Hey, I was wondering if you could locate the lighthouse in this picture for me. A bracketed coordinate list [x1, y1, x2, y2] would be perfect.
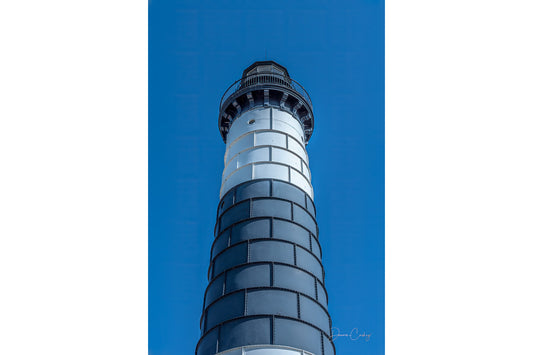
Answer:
[196, 61, 335, 355]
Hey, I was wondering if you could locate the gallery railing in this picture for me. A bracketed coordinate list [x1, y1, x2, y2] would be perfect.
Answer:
[220, 72, 312, 110]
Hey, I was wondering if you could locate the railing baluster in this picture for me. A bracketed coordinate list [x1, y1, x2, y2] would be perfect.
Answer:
[220, 72, 312, 110]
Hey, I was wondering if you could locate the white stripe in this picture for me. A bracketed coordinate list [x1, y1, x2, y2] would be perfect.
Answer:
[221, 108, 314, 199]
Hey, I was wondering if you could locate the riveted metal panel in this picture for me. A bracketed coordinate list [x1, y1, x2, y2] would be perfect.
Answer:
[274, 318, 322, 355]
[253, 163, 289, 181]
[212, 229, 230, 257]
[230, 219, 271, 243]
[225, 264, 271, 293]
[213, 243, 248, 277]
[223, 146, 270, 181]
[206, 291, 246, 332]
[271, 111, 305, 144]
[219, 200, 250, 232]
[287, 169, 312, 199]
[219, 317, 272, 352]
[323, 334, 335, 355]
[221, 165, 253, 198]
[295, 246, 324, 282]
[271, 147, 302, 172]
[292, 205, 317, 237]
[286, 136, 307, 164]
[219, 191, 235, 216]
[316, 283, 327, 308]
[196, 327, 219, 355]
[226, 133, 254, 163]
[235, 180, 270, 202]
[255, 131, 286, 150]
[273, 264, 315, 297]
[246, 289, 298, 318]
[299, 295, 330, 335]
[271, 181, 306, 210]
[305, 195, 315, 216]
[310, 235, 320, 258]
[251, 199, 291, 219]
[249, 240, 294, 265]
[226, 109, 271, 144]
[272, 219, 313, 245]
[205, 274, 225, 306]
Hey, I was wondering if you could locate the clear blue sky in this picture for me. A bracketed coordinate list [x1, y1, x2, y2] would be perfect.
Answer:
[149, 1, 384, 354]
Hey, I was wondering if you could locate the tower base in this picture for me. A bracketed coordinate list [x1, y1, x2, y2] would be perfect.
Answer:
[216, 344, 315, 355]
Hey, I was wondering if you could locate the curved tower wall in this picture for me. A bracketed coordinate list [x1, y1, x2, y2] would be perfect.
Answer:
[196, 61, 335, 355]
[221, 107, 313, 199]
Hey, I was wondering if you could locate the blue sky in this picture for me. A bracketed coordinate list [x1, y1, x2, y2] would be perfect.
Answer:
[149, 1, 384, 354]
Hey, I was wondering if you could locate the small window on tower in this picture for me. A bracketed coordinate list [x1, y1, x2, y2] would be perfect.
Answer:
[248, 119, 256, 125]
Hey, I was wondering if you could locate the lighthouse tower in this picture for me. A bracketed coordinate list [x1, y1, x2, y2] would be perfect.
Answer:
[196, 61, 335, 355]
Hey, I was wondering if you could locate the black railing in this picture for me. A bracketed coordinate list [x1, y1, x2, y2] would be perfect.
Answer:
[220, 72, 312, 110]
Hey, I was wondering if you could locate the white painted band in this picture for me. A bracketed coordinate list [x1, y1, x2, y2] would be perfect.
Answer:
[221, 108, 314, 199]
[220, 161, 312, 198]
[226, 108, 305, 147]
[216, 344, 315, 355]
[222, 146, 311, 182]
[225, 130, 308, 166]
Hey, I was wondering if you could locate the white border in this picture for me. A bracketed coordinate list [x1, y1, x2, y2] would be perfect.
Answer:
[0, 1, 147, 354]
[387, 1, 533, 354]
